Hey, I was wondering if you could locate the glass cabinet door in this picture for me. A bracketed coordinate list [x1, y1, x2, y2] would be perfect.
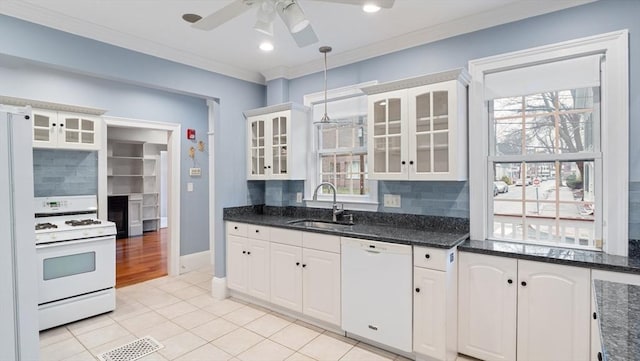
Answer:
[32, 111, 57, 146]
[412, 89, 449, 175]
[271, 115, 288, 176]
[61, 115, 97, 146]
[371, 93, 404, 176]
[250, 118, 266, 177]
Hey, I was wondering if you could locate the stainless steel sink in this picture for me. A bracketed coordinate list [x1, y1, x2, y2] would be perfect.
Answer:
[287, 219, 354, 232]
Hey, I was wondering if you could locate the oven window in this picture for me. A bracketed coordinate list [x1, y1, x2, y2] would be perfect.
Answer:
[43, 252, 96, 280]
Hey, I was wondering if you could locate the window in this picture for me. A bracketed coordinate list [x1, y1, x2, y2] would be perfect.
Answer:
[490, 87, 600, 249]
[469, 31, 629, 255]
[304, 82, 379, 210]
[318, 116, 368, 196]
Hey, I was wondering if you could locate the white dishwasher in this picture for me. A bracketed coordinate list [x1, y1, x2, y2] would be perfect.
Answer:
[341, 237, 412, 352]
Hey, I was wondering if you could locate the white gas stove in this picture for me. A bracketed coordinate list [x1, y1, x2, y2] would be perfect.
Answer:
[34, 195, 117, 330]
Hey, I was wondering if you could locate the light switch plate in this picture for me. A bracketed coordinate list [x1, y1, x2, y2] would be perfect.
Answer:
[187, 182, 193, 192]
[296, 192, 303, 203]
[383, 194, 401, 208]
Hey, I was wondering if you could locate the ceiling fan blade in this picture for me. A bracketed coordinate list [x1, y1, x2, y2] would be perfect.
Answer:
[308, 0, 395, 8]
[291, 24, 319, 48]
[192, 0, 253, 31]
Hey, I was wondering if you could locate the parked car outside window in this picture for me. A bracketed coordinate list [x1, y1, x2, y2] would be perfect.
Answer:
[494, 181, 509, 193]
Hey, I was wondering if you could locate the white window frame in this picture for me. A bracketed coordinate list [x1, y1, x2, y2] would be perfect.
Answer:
[304, 81, 379, 211]
[469, 30, 629, 256]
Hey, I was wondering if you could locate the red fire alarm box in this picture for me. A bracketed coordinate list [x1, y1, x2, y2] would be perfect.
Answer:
[187, 128, 196, 140]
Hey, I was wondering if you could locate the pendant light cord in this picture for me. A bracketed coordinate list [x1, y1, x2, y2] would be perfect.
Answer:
[319, 46, 332, 122]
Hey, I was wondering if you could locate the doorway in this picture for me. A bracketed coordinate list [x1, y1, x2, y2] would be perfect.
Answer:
[99, 117, 181, 286]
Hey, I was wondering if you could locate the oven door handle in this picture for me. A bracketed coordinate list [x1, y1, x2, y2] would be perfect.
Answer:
[36, 235, 115, 249]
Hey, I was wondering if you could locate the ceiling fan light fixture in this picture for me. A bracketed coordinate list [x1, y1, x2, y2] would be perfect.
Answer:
[277, 0, 309, 33]
[259, 41, 275, 51]
[254, 0, 275, 35]
[254, 18, 274, 36]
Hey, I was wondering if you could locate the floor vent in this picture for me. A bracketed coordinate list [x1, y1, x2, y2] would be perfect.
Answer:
[97, 336, 163, 361]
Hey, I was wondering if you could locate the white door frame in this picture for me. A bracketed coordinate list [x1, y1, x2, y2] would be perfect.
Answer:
[100, 117, 181, 276]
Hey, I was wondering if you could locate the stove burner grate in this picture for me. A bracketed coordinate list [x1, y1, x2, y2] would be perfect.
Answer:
[65, 219, 102, 227]
[35, 222, 58, 230]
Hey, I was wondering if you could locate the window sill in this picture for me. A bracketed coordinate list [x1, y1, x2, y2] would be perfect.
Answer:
[304, 199, 379, 212]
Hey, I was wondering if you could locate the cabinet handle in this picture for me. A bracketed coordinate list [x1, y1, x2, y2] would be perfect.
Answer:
[296, 262, 300, 266]
[409, 160, 414, 165]
[597, 352, 602, 361]
[521, 281, 527, 286]
[415, 288, 420, 293]
[401, 160, 406, 165]
[424, 253, 430, 259]
[302, 264, 307, 268]
[255, 230, 259, 233]
[52, 123, 57, 126]
[593, 312, 597, 320]
[268, 165, 271, 169]
[234, 226, 238, 230]
[242, 251, 246, 254]
[247, 251, 251, 255]
[60, 123, 64, 127]
[507, 279, 513, 284]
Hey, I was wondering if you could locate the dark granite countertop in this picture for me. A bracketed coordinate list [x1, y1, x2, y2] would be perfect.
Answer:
[593, 280, 640, 361]
[223, 205, 469, 249]
[459, 239, 640, 275]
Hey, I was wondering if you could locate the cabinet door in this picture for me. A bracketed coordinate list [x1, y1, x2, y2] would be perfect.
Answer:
[302, 248, 341, 325]
[413, 267, 446, 359]
[368, 90, 408, 180]
[247, 239, 270, 301]
[58, 114, 99, 149]
[226, 235, 247, 292]
[128, 199, 143, 236]
[517, 260, 590, 361]
[270, 243, 303, 312]
[32, 110, 58, 148]
[247, 117, 267, 179]
[269, 112, 290, 179]
[458, 253, 517, 361]
[407, 82, 456, 180]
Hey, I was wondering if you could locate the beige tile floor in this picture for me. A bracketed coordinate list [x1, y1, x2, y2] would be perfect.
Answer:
[39, 267, 405, 361]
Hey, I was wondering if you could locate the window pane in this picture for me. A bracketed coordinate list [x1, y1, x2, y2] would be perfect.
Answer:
[433, 91, 448, 117]
[321, 126, 337, 149]
[338, 125, 355, 148]
[491, 160, 596, 248]
[524, 116, 554, 155]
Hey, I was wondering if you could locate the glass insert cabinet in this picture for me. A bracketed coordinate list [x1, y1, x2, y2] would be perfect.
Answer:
[244, 103, 310, 180]
[362, 69, 470, 181]
[32, 109, 101, 150]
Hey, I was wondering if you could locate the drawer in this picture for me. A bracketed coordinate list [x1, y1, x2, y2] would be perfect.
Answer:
[413, 246, 455, 271]
[247, 224, 270, 241]
[226, 222, 247, 237]
[303, 232, 340, 253]
[270, 227, 302, 247]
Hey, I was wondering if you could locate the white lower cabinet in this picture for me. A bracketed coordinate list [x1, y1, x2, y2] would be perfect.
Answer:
[458, 252, 591, 361]
[226, 234, 270, 301]
[227, 222, 341, 326]
[128, 196, 143, 236]
[413, 246, 457, 361]
[302, 248, 341, 325]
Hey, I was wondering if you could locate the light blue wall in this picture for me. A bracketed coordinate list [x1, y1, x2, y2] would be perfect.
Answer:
[266, 78, 290, 105]
[0, 15, 265, 269]
[281, 0, 640, 235]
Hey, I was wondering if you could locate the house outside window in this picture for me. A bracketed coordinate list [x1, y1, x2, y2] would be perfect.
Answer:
[468, 31, 629, 255]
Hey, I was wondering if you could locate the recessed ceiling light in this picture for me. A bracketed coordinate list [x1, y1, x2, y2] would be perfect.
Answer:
[259, 41, 274, 52]
[362, 4, 381, 13]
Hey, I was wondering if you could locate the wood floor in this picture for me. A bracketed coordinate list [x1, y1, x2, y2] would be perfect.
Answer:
[116, 228, 168, 288]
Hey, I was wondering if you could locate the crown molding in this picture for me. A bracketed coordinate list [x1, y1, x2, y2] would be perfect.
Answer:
[0, 95, 106, 115]
[0, 1, 266, 85]
[361, 68, 470, 95]
[243, 102, 309, 118]
[262, 0, 595, 81]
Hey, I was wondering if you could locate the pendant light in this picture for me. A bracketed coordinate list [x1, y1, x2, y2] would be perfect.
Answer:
[318, 45, 332, 124]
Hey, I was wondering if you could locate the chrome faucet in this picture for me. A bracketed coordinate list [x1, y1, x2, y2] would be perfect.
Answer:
[312, 182, 344, 222]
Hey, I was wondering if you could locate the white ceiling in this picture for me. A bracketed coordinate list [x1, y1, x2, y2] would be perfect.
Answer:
[0, 0, 592, 84]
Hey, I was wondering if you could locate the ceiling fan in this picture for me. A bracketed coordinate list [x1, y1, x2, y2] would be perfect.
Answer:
[188, 0, 395, 48]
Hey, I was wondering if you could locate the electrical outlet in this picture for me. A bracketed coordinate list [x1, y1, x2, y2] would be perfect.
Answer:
[296, 192, 303, 203]
[383, 194, 401, 208]
[187, 182, 194, 192]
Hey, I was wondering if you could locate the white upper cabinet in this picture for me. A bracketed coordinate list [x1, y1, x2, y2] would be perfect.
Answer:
[244, 103, 309, 180]
[32, 109, 101, 150]
[362, 69, 470, 180]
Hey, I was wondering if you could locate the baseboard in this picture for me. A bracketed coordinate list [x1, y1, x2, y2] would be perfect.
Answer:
[179, 250, 211, 274]
[212, 277, 228, 300]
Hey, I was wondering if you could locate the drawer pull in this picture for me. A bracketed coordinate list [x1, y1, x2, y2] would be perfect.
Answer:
[255, 230, 259, 233]
[521, 281, 527, 287]
[425, 254, 430, 259]
[296, 262, 300, 266]
[415, 288, 420, 293]
[368, 325, 378, 331]
[234, 226, 238, 230]
[507, 279, 513, 284]
[242, 251, 246, 254]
